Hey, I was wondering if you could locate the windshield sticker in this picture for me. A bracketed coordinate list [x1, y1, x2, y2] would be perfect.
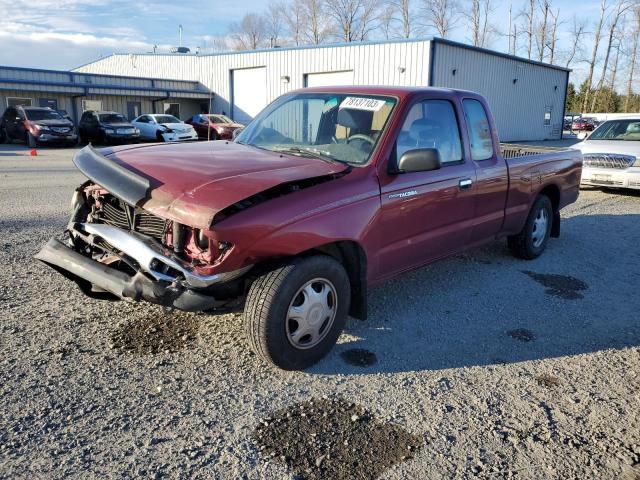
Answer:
[339, 97, 386, 112]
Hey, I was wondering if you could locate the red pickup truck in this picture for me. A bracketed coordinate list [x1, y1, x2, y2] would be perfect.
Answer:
[36, 86, 582, 370]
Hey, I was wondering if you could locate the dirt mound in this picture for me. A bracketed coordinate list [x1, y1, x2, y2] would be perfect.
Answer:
[253, 397, 423, 480]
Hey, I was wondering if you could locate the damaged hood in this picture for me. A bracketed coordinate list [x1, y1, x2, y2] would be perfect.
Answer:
[74, 142, 349, 229]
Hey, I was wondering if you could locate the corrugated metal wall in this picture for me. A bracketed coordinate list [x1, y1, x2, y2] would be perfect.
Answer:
[430, 42, 568, 141]
[74, 39, 567, 141]
[0, 89, 75, 112]
[74, 40, 432, 118]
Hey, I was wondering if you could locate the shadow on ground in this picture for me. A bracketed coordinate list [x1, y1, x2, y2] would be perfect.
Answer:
[309, 213, 640, 375]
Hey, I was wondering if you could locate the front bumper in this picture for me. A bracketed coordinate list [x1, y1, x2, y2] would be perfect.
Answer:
[37, 133, 77, 143]
[581, 166, 640, 189]
[162, 131, 198, 142]
[35, 223, 252, 312]
[35, 238, 223, 311]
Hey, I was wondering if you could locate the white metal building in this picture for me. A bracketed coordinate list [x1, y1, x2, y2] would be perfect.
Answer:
[74, 38, 570, 142]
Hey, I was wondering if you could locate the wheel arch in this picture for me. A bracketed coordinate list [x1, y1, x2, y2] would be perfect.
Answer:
[538, 183, 561, 238]
[291, 241, 368, 320]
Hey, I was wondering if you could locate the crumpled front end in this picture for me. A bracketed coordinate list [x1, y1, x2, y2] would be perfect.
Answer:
[35, 148, 252, 311]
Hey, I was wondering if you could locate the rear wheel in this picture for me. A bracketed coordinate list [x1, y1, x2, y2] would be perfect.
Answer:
[244, 255, 350, 370]
[0, 127, 6, 144]
[508, 194, 553, 260]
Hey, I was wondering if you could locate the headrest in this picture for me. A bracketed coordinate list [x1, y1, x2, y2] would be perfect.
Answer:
[626, 122, 640, 134]
[337, 108, 373, 129]
[410, 118, 441, 138]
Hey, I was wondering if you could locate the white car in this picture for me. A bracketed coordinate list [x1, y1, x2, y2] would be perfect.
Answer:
[132, 114, 198, 142]
[573, 118, 640, 190]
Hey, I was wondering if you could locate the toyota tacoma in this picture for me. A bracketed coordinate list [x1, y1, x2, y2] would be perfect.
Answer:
[36, 87, 582, 370]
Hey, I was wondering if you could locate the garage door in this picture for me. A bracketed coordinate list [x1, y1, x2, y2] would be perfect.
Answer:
[231, 67, 267, 125]
[304, 71, 354, 87]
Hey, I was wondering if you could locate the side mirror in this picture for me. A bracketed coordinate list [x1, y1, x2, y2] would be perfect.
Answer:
[393, 148, 442, 174]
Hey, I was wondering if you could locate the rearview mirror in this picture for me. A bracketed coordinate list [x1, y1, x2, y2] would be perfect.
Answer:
[393, 148, 441, 174]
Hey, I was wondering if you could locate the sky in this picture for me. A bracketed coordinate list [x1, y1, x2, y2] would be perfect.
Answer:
[0, 0, 612, 86]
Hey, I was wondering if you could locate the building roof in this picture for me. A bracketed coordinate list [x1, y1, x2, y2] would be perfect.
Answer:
[0, 65, 211, 98]
[73, 36, 570, 74]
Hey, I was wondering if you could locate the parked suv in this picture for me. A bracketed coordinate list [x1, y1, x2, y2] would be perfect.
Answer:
[78, 111, 140, 145]
[0, 106, 77, 147]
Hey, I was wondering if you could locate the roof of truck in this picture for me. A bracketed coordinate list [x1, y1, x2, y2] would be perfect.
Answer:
[292, 85, 481, 99]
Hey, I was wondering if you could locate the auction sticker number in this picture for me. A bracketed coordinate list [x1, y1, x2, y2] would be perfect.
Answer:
[339, 97, 386, 112]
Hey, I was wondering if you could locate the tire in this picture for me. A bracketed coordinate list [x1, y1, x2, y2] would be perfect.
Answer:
[244, 255, 350, 370]
[27, 132, 37, 148]
[0, 127, 6, 144]
[209, 130, 218, 141]
[156, 131, 166, 142]
[508, 194, 553, 260]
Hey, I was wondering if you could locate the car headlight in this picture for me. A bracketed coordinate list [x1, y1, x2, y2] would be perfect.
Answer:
[104, 128, 114, 133]
[161, 126, 173, 133]
[35, 125, 50, 131]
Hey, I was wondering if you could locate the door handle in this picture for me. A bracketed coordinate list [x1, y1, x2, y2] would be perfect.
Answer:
[459, 178, 473, 190]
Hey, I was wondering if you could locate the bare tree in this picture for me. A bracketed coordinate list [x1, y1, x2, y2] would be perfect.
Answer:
[326, 0, 379, 42]
[625, 6, 640, 110]
[265, 1, 286, 47]
[379, 4, 396, 39]
[547, 7, 560, 63]
[591, 0, 635, 111]
[301, 0, 333, 44]
[285, 0, 305, 45]
[464, 0, 494, 47]
[421, 0, 459, 37]
[228, 13, 267, 50]
[582, 0, 608, 112]
[392, 0, 414, 38]
[535, 0, 550, 62]
[522, 0, 535, 59]
[564, 16, 586, 68]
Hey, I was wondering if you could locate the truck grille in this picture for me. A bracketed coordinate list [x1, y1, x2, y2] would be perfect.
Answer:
[583, 154, 635, 169]
[99, 197, 167, 243]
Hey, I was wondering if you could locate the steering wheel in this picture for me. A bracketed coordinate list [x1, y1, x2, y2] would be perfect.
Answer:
[346, 133, 375, 147]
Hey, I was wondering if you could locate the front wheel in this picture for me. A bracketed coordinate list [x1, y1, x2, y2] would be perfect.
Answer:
[508, 194, 553, 260]
[244, 255, 350, 370]
[0, 127, 7, 144]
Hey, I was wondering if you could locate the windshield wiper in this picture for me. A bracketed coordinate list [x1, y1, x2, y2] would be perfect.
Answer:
[274, 146, 345, 165]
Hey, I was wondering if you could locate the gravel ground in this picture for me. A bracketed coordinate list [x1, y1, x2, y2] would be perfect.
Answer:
[1, 144, 639, 479]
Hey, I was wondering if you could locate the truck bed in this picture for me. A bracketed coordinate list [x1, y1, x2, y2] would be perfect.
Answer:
[500, 143, 568, 159]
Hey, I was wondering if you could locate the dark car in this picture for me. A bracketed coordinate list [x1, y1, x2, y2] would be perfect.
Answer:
[78, 110, 140, 145]
[185, 114, 244, 140]
[0, 106, 77, 147]
[37, 86, 582, 370]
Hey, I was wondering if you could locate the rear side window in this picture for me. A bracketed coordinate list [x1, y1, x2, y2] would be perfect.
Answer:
[396, 99, 463, 165]
[462, 99, 494, 161]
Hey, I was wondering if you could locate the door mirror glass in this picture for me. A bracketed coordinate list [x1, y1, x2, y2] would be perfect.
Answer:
[394, 148, 441, 173]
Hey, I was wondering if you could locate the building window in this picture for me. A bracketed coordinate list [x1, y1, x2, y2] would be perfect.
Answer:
[164, 103, 180, 119]
[7, 97, 32, 107]
[82, 99, 102, 111]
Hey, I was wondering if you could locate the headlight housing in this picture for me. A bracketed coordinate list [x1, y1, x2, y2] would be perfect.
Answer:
[34, 124, 50, 131]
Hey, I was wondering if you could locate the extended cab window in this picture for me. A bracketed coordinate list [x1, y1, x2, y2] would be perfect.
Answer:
[396, 100, 462, 165]
[463, 99, 494, 160]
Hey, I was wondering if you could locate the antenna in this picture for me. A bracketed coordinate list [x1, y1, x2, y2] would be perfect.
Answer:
[179, 25, 183, 48]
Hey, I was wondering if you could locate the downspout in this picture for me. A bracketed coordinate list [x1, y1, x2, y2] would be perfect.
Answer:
[428, 40, 437, 87]
[151, 91, 171, 115]
[560, 71, 570, 140]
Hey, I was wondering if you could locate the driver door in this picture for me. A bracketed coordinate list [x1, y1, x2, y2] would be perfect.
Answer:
[375, 98, 477, 280]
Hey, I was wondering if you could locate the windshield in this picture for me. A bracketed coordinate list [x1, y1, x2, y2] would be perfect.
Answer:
[588, 120, 640, 141]
[208, 115, 233, 124]
[154, 115, 181, 124]
[25, 109, 63, 121]
[99, 113, 127, 123]
[236, 93, 397, 165]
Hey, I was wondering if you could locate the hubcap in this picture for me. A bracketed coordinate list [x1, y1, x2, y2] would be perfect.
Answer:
[285, 278, 337, 350]
[532, 208, 549, 248]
